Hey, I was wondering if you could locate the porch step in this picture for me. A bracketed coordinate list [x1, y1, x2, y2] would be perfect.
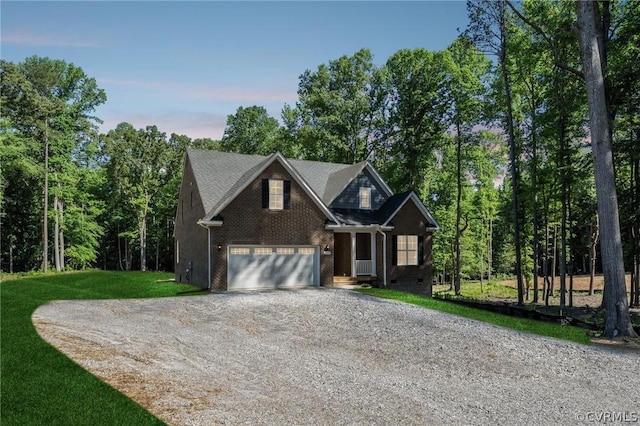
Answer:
[333, 276, 358, 285]
[332, 276, 376, 286]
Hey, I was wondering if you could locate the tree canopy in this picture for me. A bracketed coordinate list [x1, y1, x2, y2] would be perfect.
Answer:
[1, 0, 638, 336]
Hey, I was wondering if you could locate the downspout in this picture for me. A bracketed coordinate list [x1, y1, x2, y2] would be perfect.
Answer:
[378, 228, 387, 288]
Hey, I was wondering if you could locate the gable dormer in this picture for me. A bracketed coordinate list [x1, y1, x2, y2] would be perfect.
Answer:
[329, 167, 391, 210]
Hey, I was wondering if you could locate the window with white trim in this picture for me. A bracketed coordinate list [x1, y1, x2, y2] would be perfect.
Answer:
[397, 235, 418, 266]
[269, 179, 284, 210]
[359, 187, 371, 209]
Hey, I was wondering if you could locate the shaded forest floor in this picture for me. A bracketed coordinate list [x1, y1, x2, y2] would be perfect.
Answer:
[433, 274, 640, 352]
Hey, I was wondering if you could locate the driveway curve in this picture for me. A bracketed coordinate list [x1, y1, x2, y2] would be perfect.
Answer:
[33, 289, 639, 425]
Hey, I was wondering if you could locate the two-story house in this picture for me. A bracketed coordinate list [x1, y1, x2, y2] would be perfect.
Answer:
[174, 148, 439, 294]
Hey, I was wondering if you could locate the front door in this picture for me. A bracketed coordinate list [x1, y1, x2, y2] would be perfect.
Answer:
[333, 233, 351, 276]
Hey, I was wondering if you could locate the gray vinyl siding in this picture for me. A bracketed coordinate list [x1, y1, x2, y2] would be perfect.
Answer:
[330, 169, 388, 210]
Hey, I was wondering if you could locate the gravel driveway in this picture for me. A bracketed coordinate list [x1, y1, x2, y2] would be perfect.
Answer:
[33, 288, 639, 425]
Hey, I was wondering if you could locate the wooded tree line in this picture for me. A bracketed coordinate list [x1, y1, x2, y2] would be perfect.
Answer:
[1, 1, 637, 335]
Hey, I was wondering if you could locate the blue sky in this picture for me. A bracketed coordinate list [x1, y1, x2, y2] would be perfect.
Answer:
[2, 1, 470, 139]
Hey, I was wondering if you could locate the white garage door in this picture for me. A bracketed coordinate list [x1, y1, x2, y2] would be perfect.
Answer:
[227, 246, 319, 290]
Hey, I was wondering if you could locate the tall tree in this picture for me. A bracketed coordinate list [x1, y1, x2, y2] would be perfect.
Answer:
[103, 123, 179, 272]
[383, 48, 450, 191]
[575, 1, 635, 337]
[294, 48, 386, 164]
[220, 106, 282, 156]
[0, 56, 106, 272]
[467, 0, 525, 304]
[443, 36, 492, 294]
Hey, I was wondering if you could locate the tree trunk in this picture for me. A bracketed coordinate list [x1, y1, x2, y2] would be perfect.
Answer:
[59, 200, 64, 269]
[575, 1, 636, 337]
[42, 127, 49, 272]
[53, 193, 65, 272]
[556, 80, 568, 312]
[551, 224, 557, 299]
[125, 237, 132, 271]
[139, 214, 147, 272]
[454, 122, 463, 296]
[500, 21, 525, 306]
[589, 216, 599, 295]
[488, 218, 493, 282]
[568, 188, 574, 308]
[54, 194, 61, 272]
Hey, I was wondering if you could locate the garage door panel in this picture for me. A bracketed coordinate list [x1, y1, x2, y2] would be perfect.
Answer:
[228, 246, 319, 290]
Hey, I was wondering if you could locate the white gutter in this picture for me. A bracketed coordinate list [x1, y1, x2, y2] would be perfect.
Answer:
[378, 227, 388, 288]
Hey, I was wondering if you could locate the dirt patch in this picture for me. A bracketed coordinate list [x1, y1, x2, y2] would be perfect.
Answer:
[33, 290, 640, 425]
[435, 274, 640, 347]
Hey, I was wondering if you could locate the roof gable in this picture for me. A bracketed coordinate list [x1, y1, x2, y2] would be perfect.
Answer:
[322, 162, 393, 206]
[381, 191, 440, 230]
[187, 149, 340, 224]
[330, 167, 390, 210]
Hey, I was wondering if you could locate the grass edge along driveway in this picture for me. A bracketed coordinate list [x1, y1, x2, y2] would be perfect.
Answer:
[1, 270, 201, 426]
[356, 288, 592, 345]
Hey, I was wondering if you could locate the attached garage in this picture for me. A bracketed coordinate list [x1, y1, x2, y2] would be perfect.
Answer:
[227, 245, 320, 290]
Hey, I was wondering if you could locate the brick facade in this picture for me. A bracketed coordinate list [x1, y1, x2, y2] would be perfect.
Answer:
[377, 201, 434, 296]
[174, 156, 209, 287]
[175, 151, 436, 295]
[206, 161, 333, 290]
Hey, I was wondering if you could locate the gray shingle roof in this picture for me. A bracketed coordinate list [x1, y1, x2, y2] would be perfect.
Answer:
[187, 149, 357, 219]
[288, 158, 354, 203]
[319, 162, 368, 204]
[186, 149, 438, 230]
[188, 149, 269, 217]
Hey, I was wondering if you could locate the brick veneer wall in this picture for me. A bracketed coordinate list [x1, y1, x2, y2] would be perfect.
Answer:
[174, 156, 209, 287]
[377, 200, 434, 296]
[209, 161, 334, 291]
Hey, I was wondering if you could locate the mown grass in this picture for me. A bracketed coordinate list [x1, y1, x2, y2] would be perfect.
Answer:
[356, 288, 592, 345]
[1, 270, 202, 426]
[433, 280, 520, 299]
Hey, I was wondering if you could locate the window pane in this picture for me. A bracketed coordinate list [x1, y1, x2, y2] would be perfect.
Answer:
[230, 247, 250, 255]
[254, 247, 272, 255]
[276, 247, 294, 255]
[360, 187, 371, 209]
[269, 179, 283, 209]
[298, 247, 315, 255]
[397, 235, 407, 250]
[408, 250, 418, 265]
[397, 251, 407, 266]
[408, 235, 418, 250]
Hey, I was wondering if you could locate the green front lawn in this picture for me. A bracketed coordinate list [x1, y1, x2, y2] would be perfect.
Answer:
[356, 288, 592, 345]
[1, 270, 202, 426]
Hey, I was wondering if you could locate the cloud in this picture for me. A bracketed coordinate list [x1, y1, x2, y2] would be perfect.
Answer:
[1, 32, 103, 48]
[100, 110, 228, 140]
